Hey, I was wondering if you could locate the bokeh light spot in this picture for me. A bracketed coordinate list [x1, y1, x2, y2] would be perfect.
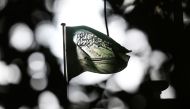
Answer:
[28, 52, 47, 79]
[9, 23, 34, 52]
[30, 77, 48, 91]
[38, 91, 61, 109]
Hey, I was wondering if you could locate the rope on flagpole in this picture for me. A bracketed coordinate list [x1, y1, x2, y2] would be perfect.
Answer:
[104, 0, 109, 37]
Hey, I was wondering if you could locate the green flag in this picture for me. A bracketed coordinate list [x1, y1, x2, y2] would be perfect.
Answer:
[64, 25, 131, 80]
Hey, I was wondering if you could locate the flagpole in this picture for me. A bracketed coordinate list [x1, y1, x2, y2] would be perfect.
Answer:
[61, 23, 69, 108]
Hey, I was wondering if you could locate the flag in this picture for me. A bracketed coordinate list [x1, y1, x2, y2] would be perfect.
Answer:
[64, 25, 131, 80]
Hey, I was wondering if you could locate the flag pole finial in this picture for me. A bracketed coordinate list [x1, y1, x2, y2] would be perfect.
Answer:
[61, 23, 66, 26]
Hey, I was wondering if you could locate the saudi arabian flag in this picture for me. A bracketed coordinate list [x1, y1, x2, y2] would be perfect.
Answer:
[62, 24, 131, 80]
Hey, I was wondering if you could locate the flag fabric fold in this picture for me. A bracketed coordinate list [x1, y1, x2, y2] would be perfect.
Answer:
[65, 25, 131, 80]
